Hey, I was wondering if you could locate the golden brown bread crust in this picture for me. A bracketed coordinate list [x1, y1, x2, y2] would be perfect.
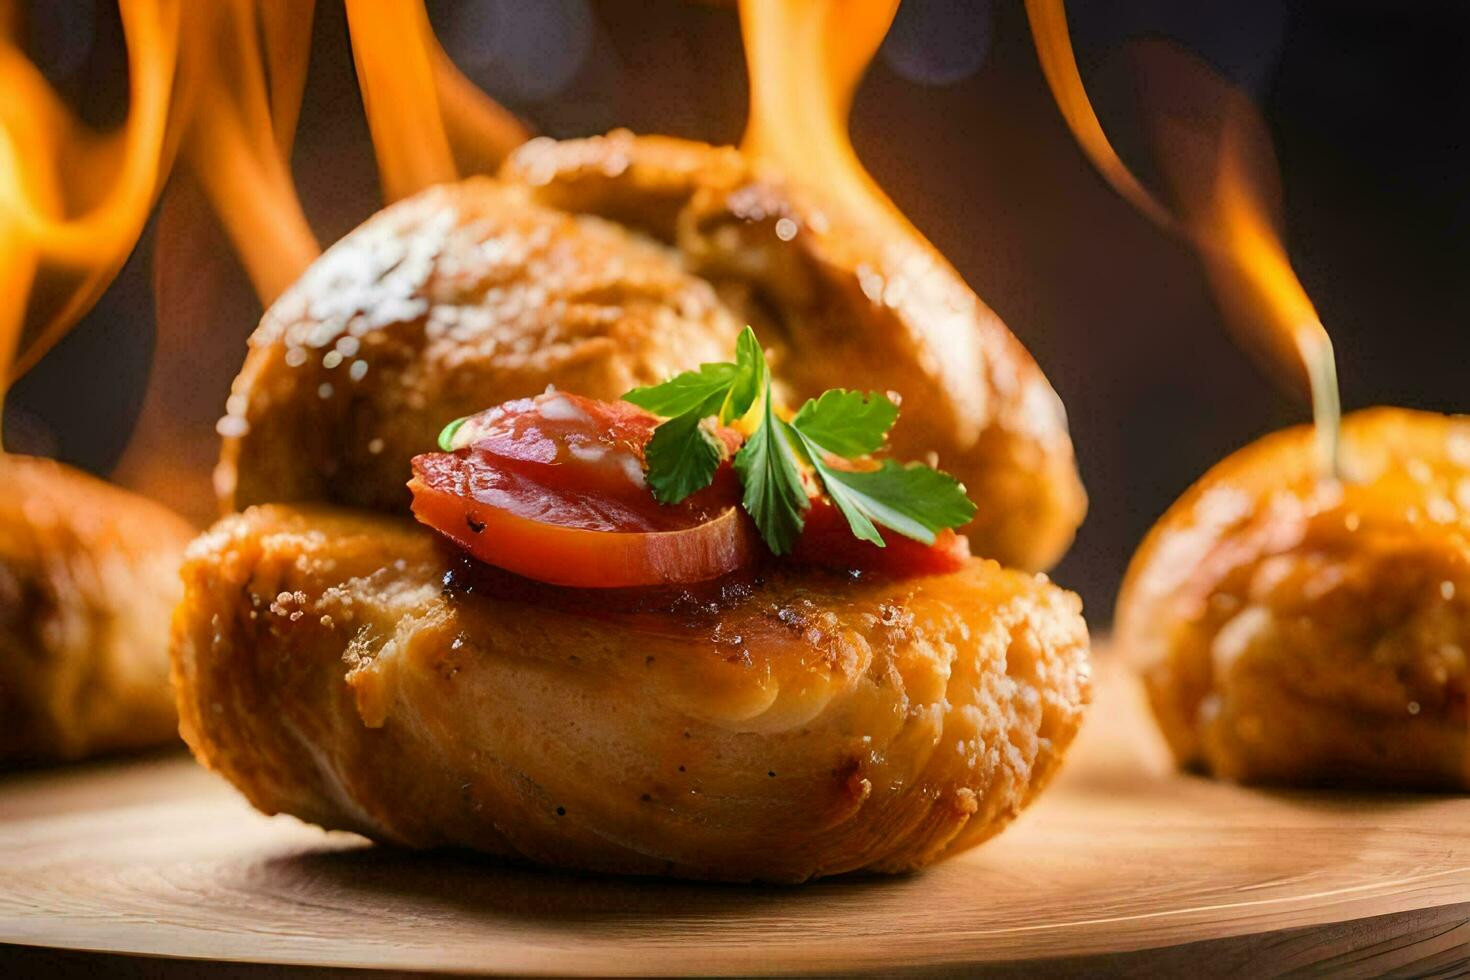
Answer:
[218, 176, 741, 515]
[172, 504, 1090, 882]
[218, 132, 1084, 571]
[1, 455, 193, 763]
[1116, 408, 1470, 788]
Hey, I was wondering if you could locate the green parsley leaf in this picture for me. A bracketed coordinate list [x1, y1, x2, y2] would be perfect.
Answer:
[624, 326, 770, 505]
[623, 361, 739, 417]
[816, 459, 976, 546]
[625, 325, 974, 556]
[437, 416, 469, 451]
[788, 387, 972, 546]
[734, 366, 808, 554]
[786, 426, 882, 546]
[642, 393, 727, 504]
[789, 389, 898, 458]
[719, 326, 763, 424]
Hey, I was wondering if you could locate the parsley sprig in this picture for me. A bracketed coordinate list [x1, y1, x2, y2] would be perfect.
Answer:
[624, 327, 975, 554]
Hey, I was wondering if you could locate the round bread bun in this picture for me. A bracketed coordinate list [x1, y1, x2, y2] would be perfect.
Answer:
[217, 132, 1084, 572]
[181, 132, 1094, 880]
[172, 505, 1090, 882]
[1, 454, 193, 763]
[1117, 407, 1470, 788]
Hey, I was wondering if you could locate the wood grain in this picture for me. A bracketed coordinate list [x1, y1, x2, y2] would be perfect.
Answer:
[1, 660, 1468, 977]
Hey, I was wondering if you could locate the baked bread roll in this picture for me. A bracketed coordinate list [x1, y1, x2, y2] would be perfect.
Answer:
[172, 505, 1090, 882]
[217, 132, 1084, 571]
[1, 454, 193, 763]
[177, 132, 1093, 880]
[1117, 408, 1470, 788]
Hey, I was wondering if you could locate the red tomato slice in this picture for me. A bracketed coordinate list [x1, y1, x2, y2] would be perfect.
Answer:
[792, 498, 971, 577]
[447, 393, 655, 480]
[410, 393, 755, 588]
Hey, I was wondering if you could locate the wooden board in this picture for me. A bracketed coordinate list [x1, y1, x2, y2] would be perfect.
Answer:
[2, 660, 1468, 977]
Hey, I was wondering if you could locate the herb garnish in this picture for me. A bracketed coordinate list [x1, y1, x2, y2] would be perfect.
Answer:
[624, 327, 975, 554]
[437, 416, 469, 452]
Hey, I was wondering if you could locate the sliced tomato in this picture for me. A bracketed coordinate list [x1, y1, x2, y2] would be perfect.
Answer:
[447, 393, 656, 481]
[410, 392, 755, 588]
[442, 392, 743, 521]
[791, 498, 971, 577]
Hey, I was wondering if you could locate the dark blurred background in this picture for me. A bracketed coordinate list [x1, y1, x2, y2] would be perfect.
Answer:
[6, 0, 1469, 624]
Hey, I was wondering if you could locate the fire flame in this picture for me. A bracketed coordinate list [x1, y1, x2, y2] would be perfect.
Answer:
[180, 1, 319, 306]
[346, 0, 528, 204]
[1024, 0, 1341, 476]
[737, 0, 1004, 412]
[345, 0, 454, 202]
[738, 0, 913, 242]
[0, 0, 527, 456]
[0, 0, 179, 389]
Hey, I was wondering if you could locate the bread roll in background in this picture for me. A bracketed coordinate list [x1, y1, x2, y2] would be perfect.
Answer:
[1, 455, 193, 764]
[1118, 408, 1470, 788]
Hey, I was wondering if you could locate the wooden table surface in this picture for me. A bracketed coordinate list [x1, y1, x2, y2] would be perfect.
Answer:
[1, 660, 1468, 977]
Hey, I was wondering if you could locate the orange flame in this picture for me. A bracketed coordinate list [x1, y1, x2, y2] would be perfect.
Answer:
[105, 0, 324, 517]
[345, 0, 455, 202]
[1203, 124, 1341, 475]
[180, 0, 319, 306]
[738, 0, 912, 241]
[1024, 0, 1341, 475]
[0, 0, 527, 457]
[347, 0, 528, 202]
[0, 0, 180, 389]
[736, 0, 1005, 460]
